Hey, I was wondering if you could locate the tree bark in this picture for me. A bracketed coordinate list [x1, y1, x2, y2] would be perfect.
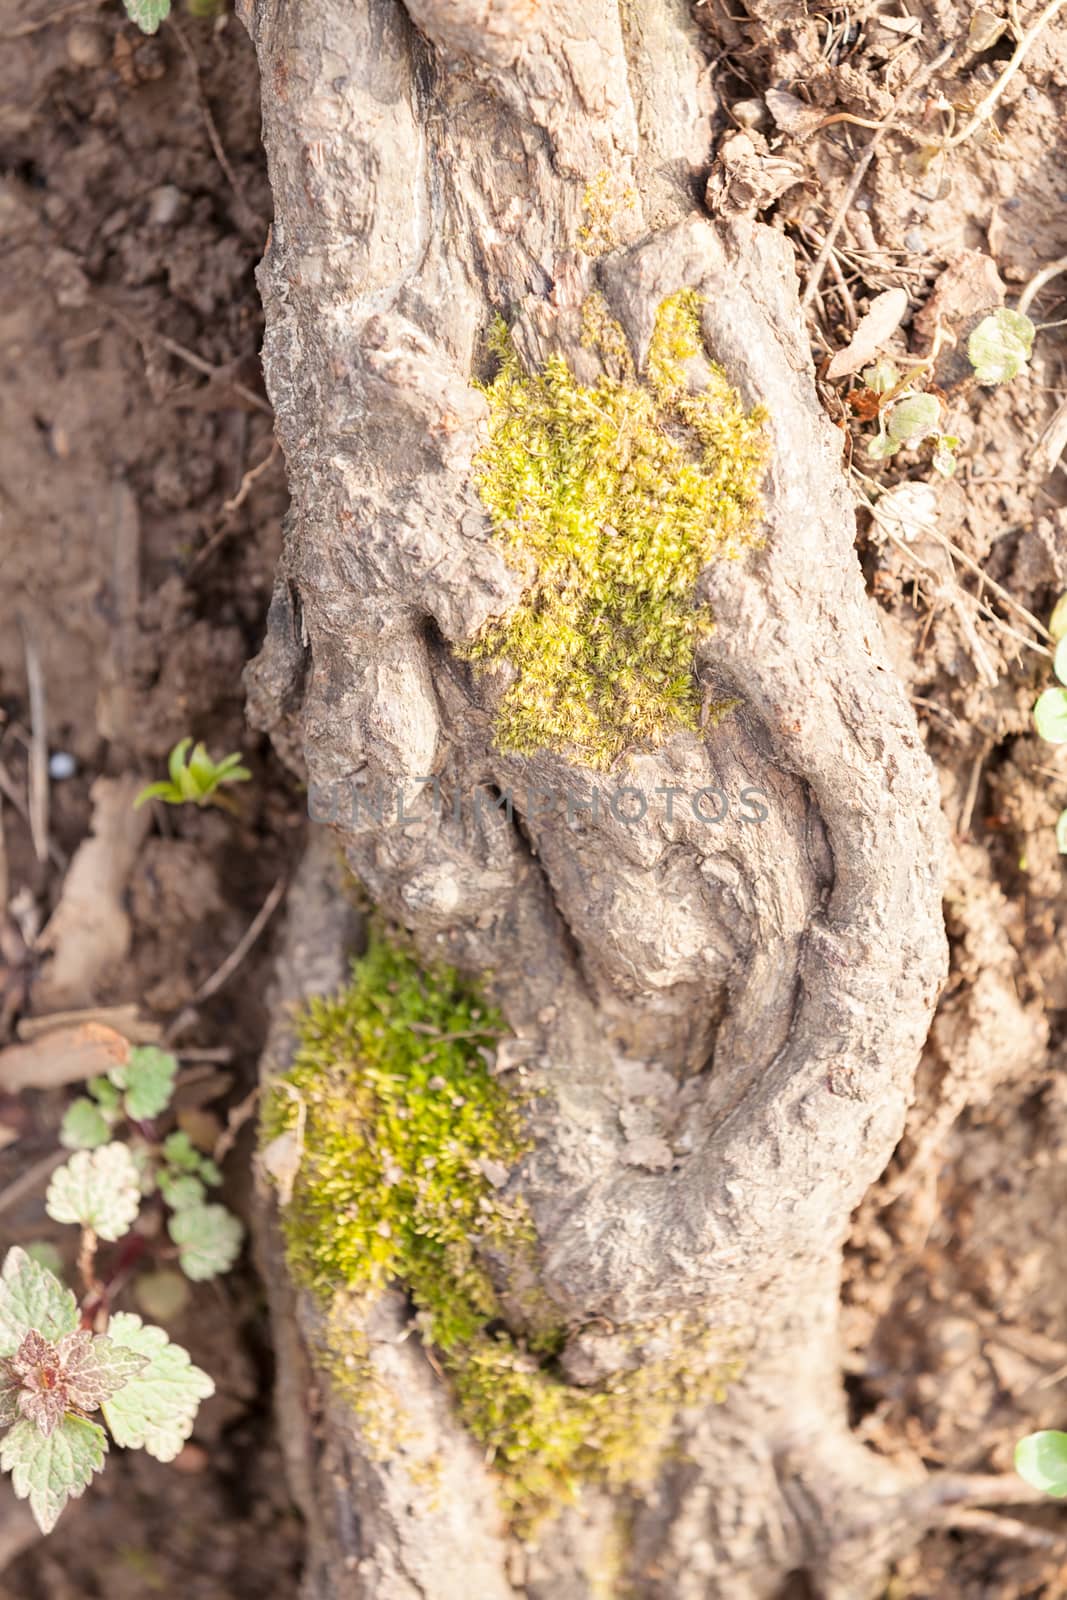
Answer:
[236, 0, 1019, 1592]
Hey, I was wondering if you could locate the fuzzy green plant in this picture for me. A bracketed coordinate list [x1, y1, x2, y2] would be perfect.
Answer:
[262, 931, 735, 1521]
[461, 290, 768, 769]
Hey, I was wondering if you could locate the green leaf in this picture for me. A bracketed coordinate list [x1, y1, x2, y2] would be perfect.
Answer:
[931, 436, 958, 478]
[1034, 686, 1067, 744]
[861, 359, 900, 395]
[866, 432, 900, 461]
[168, 1204, 243, 1281]
[197, 1156, 222, 1187]
[133, 781, 177, 811]
[100, 1313, 214, 1461]
[0, 1414, 108, 1533]
[0, 1249, 79, 1357]
[114, 1047, 178, 1121]
[158, 1171, 206, 1212]
[967, 308, 1035, 385]
[1054, 635, 1067, 687]
[887, 393, 941, 447]
[186, 743, 217, 793]
[88, 1077, 122, 1111]
[62, 1330, 149, 1408]
[1057, 809, 1067, 855]
[161, 1131, 202, 1172]
[1049, 593, 1067, 644]
[1016, 1430, 1067, 1496]
[59, 1098, 112, 1151]
[168, 737, 193, 786]
[45, 1144, 142, 1242]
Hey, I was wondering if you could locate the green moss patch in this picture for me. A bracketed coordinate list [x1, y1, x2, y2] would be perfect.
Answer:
[264, 932, 734, 1522]
[464, 289, 768, 769]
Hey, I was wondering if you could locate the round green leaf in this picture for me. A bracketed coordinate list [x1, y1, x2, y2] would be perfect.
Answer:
[45, 1144, 142, 1242]
[0, 1248, 79, 1356]
[1034, 687, 1067, 744]
[861, 359, 900, 395]
[968, 308, 1035, 385]
[887, 393, 941, 446]
[161, 1131, 202, 1172]
[116, 1047, 178, 1122]
[168, 1204, 243, 1282]
[1050, 592, 1067, 644]
[100, 1312, 214, 1461]
[59, 1098, 112, 1151]
[1016, 1430, 1067, 1496]
[158, 1171, 206, 1213]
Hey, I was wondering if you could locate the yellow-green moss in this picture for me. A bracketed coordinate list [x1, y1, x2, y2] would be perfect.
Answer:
[577, 169, 638, 256]
[264, 932, 735, 1524]
[463, 289, 769, 769]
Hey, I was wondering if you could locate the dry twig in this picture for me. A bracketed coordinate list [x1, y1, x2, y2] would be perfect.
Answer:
[192, 875, 287, 1005]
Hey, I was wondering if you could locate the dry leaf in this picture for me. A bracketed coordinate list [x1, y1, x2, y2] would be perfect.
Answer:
[35, 777, 151, 1010]
[826, 288, 909, 380]
[17, 1005, 160, 1046]
[764, 88, 825, 138]
[0, 1023, 130, 1093]
[705, 131, 804, 218]
[877, 12, 922, 35]
[259, 1131, 302, 1207]
[968, 7, 1008, 50]
[1034, 399, 1067, 478]
[870, 481, 939, 544]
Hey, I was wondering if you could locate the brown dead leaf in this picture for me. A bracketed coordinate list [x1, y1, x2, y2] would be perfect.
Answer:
[704, 130, 805, 218]
[826, 287, 909, 379]
[0, 1021, 130, 1093]
[848, 387, 885, 422]
[35, 776, 151, 1010]
[16, 1004, 161, 1045]
[764, 88, 826, 138]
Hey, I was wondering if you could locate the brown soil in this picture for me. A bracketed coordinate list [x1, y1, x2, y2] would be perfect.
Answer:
[0, 1, 301, 1592]
[1, 1, 1066, 1596]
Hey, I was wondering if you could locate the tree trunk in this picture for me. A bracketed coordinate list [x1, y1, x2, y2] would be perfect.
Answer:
[237, 0, 1029, 1592]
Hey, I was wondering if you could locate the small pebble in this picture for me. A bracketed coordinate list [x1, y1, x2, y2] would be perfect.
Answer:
[48, 752, 77, 780]
[66, 23, 108, 68]
[731, 99, 766, 129]
[903, 228, 925, 252]
[147, 185, 187, 227]
[853, 194, 873, 212]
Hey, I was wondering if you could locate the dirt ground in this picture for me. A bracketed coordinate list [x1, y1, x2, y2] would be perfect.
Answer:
[0, 0, 1066, 1595]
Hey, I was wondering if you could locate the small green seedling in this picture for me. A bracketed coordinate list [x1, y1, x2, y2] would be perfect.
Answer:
[0, 1247, 214, 1532]
[846, 305, 1035, 480]
[7, 1043, 247, 1532]
[1032, 594, 1067, 853]
[134, 738, 250, 811]
[57, 1047, 244, 1283]
[1016, 1430, 1067, 1497]
[866, 380, 960, 477]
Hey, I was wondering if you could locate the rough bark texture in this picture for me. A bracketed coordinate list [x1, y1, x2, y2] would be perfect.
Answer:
[236, 0, 988, 1592]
